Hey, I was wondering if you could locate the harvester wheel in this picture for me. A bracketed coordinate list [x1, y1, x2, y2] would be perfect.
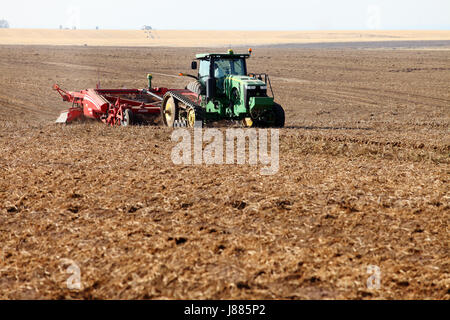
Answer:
[122, 109, 134, 126]
[162, 96, 178, 127]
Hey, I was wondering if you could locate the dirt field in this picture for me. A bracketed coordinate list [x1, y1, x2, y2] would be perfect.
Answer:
[0, 44, 448, 299]
[1, 29, 450, 47]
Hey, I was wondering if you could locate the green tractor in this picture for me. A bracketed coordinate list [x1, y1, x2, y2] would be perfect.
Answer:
[160, 49, 285, 128]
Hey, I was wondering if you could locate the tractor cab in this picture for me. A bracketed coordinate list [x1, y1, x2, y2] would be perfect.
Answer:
[192, 50, 250, 98]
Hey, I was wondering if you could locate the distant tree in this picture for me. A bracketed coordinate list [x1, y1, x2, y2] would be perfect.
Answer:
[96, 26, 99, 30]
[0, 19, 9, 29]
[142, 25, 152, 31]
[59, 25, 63, 30]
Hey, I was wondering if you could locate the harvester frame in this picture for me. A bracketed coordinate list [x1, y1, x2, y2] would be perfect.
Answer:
[53, 84, 167, 125]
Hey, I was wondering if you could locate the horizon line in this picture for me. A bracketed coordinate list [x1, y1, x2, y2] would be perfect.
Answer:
[2, 28, 450, 32]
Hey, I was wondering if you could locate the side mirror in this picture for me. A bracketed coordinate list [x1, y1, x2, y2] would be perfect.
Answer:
[191, 61, 197, 70]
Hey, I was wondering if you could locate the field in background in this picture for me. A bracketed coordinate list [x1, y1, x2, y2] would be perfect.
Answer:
[0, 44, 448, 299]
[1, 29, 450, 47]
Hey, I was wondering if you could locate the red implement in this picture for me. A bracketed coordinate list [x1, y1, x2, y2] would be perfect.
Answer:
[53, 84, 168, 126]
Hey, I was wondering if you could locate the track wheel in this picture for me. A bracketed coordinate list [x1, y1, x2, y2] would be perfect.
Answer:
[187, 106, 203, 128]
[162, 96, 178, 127]
[122, 109, 134, 126]
[271, 103, 285, 128]
[254, 103, 285, 128]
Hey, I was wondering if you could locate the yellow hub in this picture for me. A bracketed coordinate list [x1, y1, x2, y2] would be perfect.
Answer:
[165, 101, 173, 123]
[244, 117, 253, 127]
[187, 109, 196, 127]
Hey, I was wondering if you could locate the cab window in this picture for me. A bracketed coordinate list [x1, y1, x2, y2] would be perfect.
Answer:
[214, 58, 246, 78]
[198, 60, 210, 84]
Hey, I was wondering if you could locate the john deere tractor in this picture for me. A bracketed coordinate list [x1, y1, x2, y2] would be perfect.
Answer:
[161, 49, 285, 128]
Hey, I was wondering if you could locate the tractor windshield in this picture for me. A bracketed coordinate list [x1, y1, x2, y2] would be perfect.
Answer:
[213, 58, 246, 78]
[198, 57, 247, 89]
[213, 58, 246, 91]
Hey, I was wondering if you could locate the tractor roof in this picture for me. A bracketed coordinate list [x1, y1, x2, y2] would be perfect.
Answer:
[195, 52, 250, 60]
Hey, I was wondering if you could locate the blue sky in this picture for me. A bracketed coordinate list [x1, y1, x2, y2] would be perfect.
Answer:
[2, 0, 449, 30]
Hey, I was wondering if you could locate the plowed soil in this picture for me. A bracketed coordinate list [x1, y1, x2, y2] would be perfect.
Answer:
[0, 45, 448, 299]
